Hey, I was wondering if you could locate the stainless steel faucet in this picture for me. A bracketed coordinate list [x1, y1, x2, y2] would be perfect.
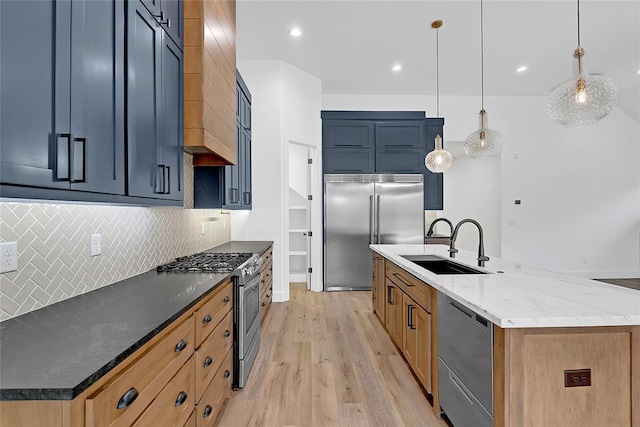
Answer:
[449, 219, 490, 267]
[426, 218, 453, 237]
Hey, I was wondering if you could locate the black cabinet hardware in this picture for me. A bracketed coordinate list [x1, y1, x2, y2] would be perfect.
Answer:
[174, 339, 187, 352]
[174, 391, 187, 407]
[116, 387, 139, 409]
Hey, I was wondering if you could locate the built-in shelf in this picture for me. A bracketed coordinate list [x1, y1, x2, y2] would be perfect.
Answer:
[289, 251, 307, 256]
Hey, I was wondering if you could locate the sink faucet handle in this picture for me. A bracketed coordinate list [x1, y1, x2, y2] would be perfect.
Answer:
[449, 248, 459, 255]
[478, 255, 490, 262]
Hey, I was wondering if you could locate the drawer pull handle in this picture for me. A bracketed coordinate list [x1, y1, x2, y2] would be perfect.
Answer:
[204, 356, 213, 367]
[261, 302, 265, 306]
[392, 272, 413, 287]
[203, 405, 213, 418]
[174, 339, 187, 352]
[174, 391, 187, 407]
[203, 314, 212, 324]
[224, 330, 231, 338]
[223, 296, 230, 303]
[116, 387, 139, 409]
[223, 370, 230, 379]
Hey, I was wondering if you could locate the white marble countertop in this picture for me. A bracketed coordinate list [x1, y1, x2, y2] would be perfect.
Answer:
[370, 244, 640, 328]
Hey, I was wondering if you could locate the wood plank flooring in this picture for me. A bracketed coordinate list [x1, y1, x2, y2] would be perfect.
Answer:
[598, 278, 640, 291]
[218, 283, 446, 427]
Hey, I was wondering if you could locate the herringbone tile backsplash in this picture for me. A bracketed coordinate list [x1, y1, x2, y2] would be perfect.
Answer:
[0, 155, 230, 321]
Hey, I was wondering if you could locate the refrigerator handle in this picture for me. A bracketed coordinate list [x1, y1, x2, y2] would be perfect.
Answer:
[369, 195, 374, 244]
[376, 195, 381, 243]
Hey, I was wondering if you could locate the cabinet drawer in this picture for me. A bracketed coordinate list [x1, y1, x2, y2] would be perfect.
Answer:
[386, 262, 431, 313]
[261, 263, 272, 291]
[260, 246, 273, 267]
[196, 310, 233, 400]
[261, 284, 272, 309]
[196, 348, 233, 427]
[133, 357, 196, 427]
[184, 410, 196, 427]
[86, 317, 194, 427]
[195, 280, 233, 347]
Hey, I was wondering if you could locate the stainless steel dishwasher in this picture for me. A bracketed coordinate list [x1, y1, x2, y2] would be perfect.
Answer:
[438, 292, 493, 427]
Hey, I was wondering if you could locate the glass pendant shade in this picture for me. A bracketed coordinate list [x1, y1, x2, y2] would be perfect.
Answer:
[547, 48, 618, 127]
[425, 134, 453, 173]
[464, 110, 503, 159]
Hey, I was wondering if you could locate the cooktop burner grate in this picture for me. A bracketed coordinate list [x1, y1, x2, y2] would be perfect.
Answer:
[157, 252, 253, 273]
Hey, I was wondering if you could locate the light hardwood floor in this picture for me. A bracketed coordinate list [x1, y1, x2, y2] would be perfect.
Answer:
[218, 283, 447, 427]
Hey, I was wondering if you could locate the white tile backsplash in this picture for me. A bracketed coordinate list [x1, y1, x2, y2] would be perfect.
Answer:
[0, 154, 230, 320]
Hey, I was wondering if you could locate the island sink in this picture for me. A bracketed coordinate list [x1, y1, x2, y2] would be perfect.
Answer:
[402, 255, 489, 275]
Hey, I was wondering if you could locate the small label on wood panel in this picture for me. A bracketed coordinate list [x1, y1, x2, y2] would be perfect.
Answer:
[564, 369, 591, 387]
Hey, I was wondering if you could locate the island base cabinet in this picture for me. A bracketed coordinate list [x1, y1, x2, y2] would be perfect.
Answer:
[494, 325, 640, 427]
[384, 281, 403, 348]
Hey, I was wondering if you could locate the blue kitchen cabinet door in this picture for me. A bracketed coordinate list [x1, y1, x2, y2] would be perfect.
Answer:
[127, 0, 183, 201]
[223, 124, 241, 208]
[323, 148, 375, 174]
[322, 120, 375, 148]
[0, 0, 125, 195]
[375, 149, 426, 173]
[240, 130, 252, 208]
[423, 123, 444, 210]
[375, 121, 425, 149]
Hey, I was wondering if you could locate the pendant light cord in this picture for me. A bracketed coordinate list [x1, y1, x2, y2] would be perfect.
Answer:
[480, 0, 484, 111]
[577, 0, 581, 47]
[436, 26, 440, 117]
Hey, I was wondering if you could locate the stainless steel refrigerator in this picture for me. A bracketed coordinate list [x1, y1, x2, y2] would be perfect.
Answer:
[324, 174, 424, 291]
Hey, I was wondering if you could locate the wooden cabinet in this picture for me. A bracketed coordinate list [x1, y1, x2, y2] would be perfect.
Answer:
[260, 245, 274, 321]
[378, 256, 435, 397]
[183, 0, 237, 164]
[194, 71, 252, 210]
[0, 0, 125, 196]
[321, 111, 444, 209]
[127, 0, 183, 202]
[1, 278, 234, 426]
[372, 252, 385, 324]
[194, 280, 233, 347]
[385, 279, 404, 348]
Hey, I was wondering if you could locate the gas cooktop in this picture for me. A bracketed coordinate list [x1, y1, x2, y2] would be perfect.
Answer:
[157, 252, 253, 273]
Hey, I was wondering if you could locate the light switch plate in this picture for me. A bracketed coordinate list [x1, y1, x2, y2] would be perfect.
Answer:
[0, 242, 18, 273]
[91, 234, 102, 257]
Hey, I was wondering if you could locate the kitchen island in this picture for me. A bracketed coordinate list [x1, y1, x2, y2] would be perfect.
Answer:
[371, 244, 640, 427]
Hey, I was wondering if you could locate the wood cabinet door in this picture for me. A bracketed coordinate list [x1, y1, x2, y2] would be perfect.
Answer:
[385, 281, 403, 347]
[0, 0, 70, 191]
[414, 304, 432, 393]
[374, 257, 386, 323]
[402, 293, 417, 369]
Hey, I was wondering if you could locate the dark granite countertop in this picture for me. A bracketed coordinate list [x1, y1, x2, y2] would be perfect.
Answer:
[0, 241, 273, 401]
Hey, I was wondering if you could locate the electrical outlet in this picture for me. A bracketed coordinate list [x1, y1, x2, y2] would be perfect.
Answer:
[91, 234, 102, 257]
[0, 242, 18, 273]
[564, 369, 591, 387]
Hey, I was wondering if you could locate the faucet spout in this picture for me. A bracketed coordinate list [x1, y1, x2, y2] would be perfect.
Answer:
[449, 219, 489, 267]
[426, 218, 453, 237]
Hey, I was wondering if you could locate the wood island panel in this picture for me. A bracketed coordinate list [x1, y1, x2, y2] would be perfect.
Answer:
[495, 326, 639, 427]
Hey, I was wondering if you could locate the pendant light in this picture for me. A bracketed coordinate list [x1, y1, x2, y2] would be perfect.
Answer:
[425, 20, 453, 173]
[464, 0, 503, 160]
[547, 0, 618, 127]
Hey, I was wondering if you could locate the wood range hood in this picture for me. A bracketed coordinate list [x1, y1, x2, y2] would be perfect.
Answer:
[183, 0, 237, 166]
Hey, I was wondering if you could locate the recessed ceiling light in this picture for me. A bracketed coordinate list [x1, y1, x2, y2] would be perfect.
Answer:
[637, 69, 640, 74]
[392, 64, 402, 72]
[516, 66, 528, 73]
[288, 28, 302, 37]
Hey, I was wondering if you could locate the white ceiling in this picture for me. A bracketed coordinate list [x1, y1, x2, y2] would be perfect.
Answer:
[236, 0, 640, 121]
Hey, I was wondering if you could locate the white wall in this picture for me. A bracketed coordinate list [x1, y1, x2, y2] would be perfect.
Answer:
[323, 94, 640, 277]
[232, 60, 323, 301]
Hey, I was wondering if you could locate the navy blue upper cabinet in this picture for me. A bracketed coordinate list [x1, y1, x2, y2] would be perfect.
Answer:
[0, 0, 125, 195]
[127, 0, 183, 202]
[195, 71, 252, 210]
[321, 111, 444, 210]
[322, 120, 374, 148]
[139, 0, 182, 48]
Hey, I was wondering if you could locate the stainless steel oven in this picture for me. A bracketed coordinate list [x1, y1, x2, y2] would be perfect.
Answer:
[233, 254, 261, 388]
